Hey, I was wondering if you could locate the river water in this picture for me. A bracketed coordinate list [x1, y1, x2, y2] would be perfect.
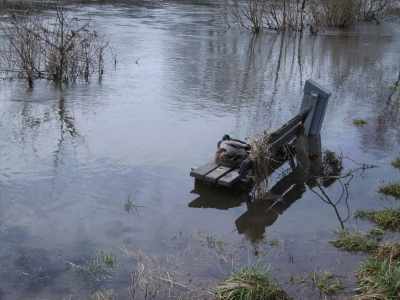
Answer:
[0, 1, 399, 299]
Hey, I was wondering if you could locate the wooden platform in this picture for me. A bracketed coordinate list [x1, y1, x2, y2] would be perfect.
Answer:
[190, 105, 313, 189]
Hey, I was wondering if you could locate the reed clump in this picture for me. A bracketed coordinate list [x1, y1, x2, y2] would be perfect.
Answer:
[353, 118, 368, 126]
[214, 263, 291, 300]
[248, 138, 272, 200]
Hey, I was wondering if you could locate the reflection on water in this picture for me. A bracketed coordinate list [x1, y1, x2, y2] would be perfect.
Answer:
[190, 136, 350, 243]
[1, 0, 400, 298]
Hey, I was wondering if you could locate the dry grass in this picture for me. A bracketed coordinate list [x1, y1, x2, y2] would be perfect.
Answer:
[323, 149, 343, 175]
[248, 138, 272, 200]
[116, 230, 247, 299]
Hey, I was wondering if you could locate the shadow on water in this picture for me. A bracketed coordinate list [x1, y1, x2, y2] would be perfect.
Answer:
[189, 135, 356, 246]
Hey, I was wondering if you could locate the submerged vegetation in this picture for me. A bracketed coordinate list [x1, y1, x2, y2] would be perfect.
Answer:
[379, 181, 400, 199]
[124, 194, 145, 215]
[355, 208, 400, 230]
[352, 118, 368, 126]
[392, 157, 400, 169]
[331, 230, 400, 299]
[308, 270, 344, 295]
[330, 171, 400, 299]
[68, 251, 116, 279]
[329, 228, 383, 253]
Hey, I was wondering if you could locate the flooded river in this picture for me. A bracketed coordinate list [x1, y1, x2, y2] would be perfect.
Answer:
[0, 1, 399, 299]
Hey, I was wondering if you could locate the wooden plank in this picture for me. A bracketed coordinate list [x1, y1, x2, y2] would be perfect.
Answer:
[262, 105, 312, 145]
[269, 124, 302, 153]
[204, 166, 233, 184]
[190, 160, 219, 179]
[218, 170, 241, 186]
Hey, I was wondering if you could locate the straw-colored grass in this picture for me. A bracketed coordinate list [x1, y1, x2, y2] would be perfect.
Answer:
[248, 138, 272, 199]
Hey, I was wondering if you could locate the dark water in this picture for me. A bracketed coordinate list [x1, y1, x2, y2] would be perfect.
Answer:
[0, 1, 399, 299]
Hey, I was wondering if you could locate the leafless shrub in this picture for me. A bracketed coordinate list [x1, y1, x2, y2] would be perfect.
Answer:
[220, 0, 309, 32]
[309, 0, 362, 28]
[219, 0, 266, 32]
[264, 0, 309, 31]
[220, 0, 399, 33]
[359, 0, 398, 22]
[0, 0, 108, 87]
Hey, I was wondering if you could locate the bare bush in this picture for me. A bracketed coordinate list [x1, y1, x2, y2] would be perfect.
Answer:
[220, 0, 399, 33]
[264, 0, 308, 31]
[219, 0, 266, 32]
[309, 0, 362, 28]
[220, 0, 309, 32]
[0, 0, 108, 87]
[359, 0, 399, 22]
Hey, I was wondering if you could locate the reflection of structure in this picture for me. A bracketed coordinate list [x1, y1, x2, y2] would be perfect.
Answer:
[189, 183, 246, 210]
[235, 135, 322, 244]
[189, 80, 353, 245]
[189, 135, 324, 244]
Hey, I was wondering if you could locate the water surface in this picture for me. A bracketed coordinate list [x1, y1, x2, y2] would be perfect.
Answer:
[1, 1, 400, 298]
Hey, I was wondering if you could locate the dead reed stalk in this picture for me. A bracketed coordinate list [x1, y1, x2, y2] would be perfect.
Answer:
[248, 138, 272, 200]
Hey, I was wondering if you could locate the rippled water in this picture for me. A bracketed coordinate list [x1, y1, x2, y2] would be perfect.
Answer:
[1, 1, 399, 299]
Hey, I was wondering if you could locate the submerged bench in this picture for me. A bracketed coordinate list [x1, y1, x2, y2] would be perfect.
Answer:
[190, 79, 332, 190]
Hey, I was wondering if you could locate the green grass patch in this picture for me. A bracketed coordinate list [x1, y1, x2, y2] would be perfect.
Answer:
[309, 270, 344, 295]
[391, 157, 400, 169]
[214, 263, 291, 299]
[354, 242, 400, 299]
[379, 181, 400, 199]
[355, 208, 400, 231]
[124, 194, 145, 215]
[329, 229, 381, 254]
[352, 118, 368, 126]
[68, 251, 116, 279]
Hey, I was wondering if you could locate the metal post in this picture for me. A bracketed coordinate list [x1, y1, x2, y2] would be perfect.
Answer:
[300, 79, 332, 136]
